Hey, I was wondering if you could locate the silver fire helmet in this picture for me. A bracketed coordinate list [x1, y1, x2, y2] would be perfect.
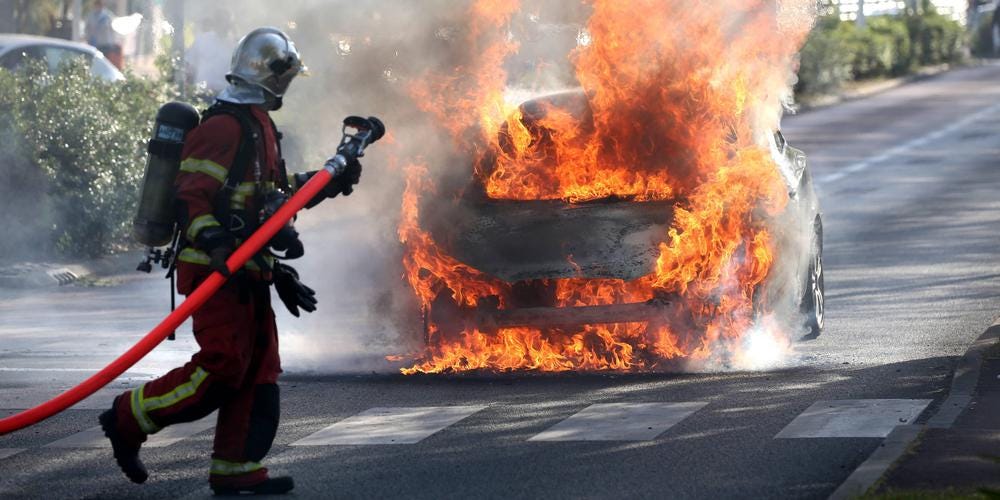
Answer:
[226, 27, 307, 99]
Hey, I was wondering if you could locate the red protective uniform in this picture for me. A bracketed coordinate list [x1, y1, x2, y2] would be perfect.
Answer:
[111, 104, 288, 488]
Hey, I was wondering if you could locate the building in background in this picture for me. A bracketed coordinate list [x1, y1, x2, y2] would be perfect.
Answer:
[835, 0, 974, 23]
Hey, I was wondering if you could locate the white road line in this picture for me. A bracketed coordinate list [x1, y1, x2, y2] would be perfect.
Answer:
[290, 406, 486, 446]
[775, 399, 931, 439]
[0, 388, 118, 411]
[816, 102, 1000, 184]
[45, 413, 216, 448]
[528, 402, 708, 442]
[0, 448, 26, 460]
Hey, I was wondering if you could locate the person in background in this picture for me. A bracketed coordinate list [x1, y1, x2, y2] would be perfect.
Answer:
[85, 0, 122, 68]
[186, 10, 236, 96]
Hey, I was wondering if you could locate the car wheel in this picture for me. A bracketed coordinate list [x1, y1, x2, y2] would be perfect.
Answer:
[802, 217, 824, 337]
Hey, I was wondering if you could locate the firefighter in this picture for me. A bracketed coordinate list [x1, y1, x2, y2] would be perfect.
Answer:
[99, 28, 358, 495]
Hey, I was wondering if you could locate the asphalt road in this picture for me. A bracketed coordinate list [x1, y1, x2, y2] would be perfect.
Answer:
[4, 63, 1000, 499]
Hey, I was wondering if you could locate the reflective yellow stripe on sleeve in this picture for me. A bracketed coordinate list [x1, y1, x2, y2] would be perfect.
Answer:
[211, 459, 264, 476]
[178, 247, 211, 265]
[235, 182, 257, 196]
[179, 158, 228, 183]
[186, 214, 221, 243]
[229, 181, 273, 210]
[229, 182, 257, 210]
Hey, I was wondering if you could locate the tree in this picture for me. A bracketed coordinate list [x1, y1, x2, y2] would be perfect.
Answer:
[7, 0, 66, 35]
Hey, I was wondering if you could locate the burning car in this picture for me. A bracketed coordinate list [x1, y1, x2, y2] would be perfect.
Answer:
[396, 0, 821, 373]
[401, 90, 823, 373]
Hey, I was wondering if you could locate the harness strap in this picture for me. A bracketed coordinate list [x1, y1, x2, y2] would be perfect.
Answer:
[201, 102, 260, 230]
[271, 119, 290, 193]
[196, 102, 286, 274]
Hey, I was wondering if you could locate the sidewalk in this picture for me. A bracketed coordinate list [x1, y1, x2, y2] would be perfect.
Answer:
[796, 63, 964, 113]
[871, 327, 1000, 498]
[0, 251, 144, 289]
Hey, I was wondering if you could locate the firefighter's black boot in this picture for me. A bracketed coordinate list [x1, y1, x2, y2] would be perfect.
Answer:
[99, 397, 149, 484]
[211, 476, 295, 496]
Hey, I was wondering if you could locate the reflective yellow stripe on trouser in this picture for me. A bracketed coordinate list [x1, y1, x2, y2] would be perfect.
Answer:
[130, 367, 209, 435]
[211, 459, 264, 476]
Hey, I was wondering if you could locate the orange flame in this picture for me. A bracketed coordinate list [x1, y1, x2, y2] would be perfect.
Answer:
[398, 0, 815, 373]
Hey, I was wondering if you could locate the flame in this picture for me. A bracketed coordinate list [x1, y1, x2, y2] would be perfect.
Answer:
[398, 0, 815, 373]
[398, 163, 508, 309]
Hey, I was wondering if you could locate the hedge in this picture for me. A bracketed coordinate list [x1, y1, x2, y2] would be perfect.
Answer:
[796, 10, 965, 98]
[0, 60, 177, 259]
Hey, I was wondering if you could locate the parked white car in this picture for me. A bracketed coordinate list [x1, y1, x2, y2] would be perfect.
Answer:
[0, 34, 124, 82]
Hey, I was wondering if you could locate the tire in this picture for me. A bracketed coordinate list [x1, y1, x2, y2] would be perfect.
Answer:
[993, 21, 1000, 57]
[802, 218, 825, 338]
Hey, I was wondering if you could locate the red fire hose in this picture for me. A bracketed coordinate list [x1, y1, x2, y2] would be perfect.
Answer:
[0, 167, 335, 436]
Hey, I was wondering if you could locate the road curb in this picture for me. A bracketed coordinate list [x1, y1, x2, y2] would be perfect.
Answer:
[0, 263, 88, 288]
[0, 252, 141, 289]
[926, 325, 1000, 428]
[828, 320, 1000, 499]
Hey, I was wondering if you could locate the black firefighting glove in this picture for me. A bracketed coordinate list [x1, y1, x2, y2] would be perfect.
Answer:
[196, 226, 237, 277]
[272, 263, 317, 317]
[296, 157, 364, 209]
[268, 223, 305, 260]
[337, 156, 363, 196]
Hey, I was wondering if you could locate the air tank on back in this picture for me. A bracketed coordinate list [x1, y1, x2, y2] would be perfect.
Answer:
[133, 102, 201, 247]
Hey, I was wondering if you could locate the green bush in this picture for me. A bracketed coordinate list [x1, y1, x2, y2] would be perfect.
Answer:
[0, 60, 176, 258]
[868, 16, 914, 76]
[906, 11, 965, 65]
[796, 11, 966, 99]
[844, 21, 898, 79]
[795, 16, 853, 96]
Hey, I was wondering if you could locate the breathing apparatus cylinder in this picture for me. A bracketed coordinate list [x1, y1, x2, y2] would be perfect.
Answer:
[133, 102, 201, 247]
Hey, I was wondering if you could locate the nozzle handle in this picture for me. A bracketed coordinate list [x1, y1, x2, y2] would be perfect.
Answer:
[337, 116, 386, 160]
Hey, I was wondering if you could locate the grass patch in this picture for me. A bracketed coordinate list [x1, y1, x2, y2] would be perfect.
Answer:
[866, 488, 1000, 500]
[71, 275, 124, 288]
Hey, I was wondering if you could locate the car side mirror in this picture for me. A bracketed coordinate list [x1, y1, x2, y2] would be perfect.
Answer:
[773, 130, 787, 153]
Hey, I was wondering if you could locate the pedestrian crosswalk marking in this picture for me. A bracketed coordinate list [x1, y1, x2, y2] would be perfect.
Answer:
[529, 402, 709, 442]
[4, 399, 941, 451]
[290, 406, 486, 446]
[775, 399, 932, 438]
[45, 413, 216, 448]
[0, 448, 25, 460]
